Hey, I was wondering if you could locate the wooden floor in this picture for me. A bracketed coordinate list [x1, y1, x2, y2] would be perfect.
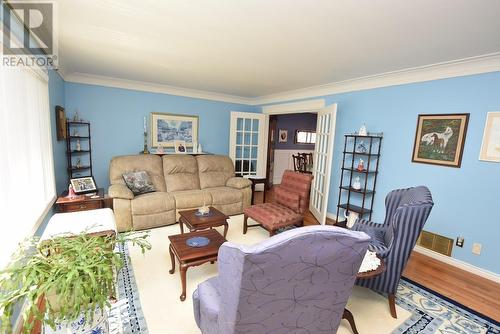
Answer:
[254, 187, 500, 322]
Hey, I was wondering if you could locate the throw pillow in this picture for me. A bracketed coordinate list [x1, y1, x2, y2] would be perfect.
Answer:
[122, 171, 156, 196]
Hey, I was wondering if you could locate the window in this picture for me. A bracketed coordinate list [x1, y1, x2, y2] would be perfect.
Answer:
[295, 129, 316, 144]
[0, 65, 55, 268]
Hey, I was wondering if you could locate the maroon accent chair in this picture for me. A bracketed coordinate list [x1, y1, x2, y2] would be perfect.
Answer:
[243, 170, 313, 236]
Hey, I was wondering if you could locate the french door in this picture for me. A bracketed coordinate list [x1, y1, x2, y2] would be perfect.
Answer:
[309, 104, 338, 224]
[229, 112, 268, 178]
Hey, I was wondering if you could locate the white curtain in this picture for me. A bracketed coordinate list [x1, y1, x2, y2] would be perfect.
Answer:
[0, 65, 55, 268]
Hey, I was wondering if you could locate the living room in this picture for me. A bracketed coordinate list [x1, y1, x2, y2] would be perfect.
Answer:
[1, 1, 499, 333]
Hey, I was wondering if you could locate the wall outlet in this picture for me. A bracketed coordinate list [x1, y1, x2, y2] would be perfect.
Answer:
[456, 237, 464, 247]
[472, 243, 482, 255]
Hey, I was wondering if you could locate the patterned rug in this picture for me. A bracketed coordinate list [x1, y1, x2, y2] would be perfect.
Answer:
[114, 242, 498, 334]
[395, 277, 499, 334]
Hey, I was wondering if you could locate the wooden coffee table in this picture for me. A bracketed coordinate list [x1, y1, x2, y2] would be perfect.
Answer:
[168, 229, 226, 301]
[178, 207, 229, 239]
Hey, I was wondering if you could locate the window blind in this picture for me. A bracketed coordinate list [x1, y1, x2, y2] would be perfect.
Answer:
[0, 65, 55, 268]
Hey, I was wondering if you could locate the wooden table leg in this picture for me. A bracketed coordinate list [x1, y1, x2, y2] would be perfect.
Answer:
[342, 308, 359, 334]
[180, 266, 187, 301]
[180, 218, 185, 234]
[262, 186, 266, 203]
[388, 293, 397, 318]
[251, 182, 256, 205]
[168, 244, 175, 274]
[223, 222, 228, 239]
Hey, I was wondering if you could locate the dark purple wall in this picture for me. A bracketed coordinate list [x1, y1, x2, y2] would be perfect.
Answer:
[274, 113, 317, 149]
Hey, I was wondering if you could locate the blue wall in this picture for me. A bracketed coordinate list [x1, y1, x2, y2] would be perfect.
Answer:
[262, 72, 500, 274]
[275, 113, 317, 150]
[62, 83, 257, 189]
[49, 70, 67, 194]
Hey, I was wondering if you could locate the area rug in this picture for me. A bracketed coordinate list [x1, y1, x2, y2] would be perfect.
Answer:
[121, 215, 499, 333]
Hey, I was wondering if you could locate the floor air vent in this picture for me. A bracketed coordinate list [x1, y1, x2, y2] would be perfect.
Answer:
[417, 230, 453, 256]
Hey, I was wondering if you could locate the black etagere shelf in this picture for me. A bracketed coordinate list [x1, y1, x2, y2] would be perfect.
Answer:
[336, 133, 383, 226]
[65, 121, 93, 180]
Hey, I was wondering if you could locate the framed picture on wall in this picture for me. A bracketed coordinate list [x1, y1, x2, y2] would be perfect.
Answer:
[55, 105, 67, 141]
[412, 113, 469, 168]
[278, 129, 288, 142]
[479, 112, 500, 162]
[150, 112, 198, 148]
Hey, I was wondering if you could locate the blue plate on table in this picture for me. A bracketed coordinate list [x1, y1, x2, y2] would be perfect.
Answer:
[195, 210, 213, 217]
[186, 236, 210, 247]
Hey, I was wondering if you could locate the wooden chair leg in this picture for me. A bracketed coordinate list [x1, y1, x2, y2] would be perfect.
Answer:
[388, 293, 397, 318]
[243, 215, 248, 234]
[342, 309, 359, 334]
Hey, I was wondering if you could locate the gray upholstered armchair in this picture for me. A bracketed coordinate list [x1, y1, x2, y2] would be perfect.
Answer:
[353, 186, 434, 318]
[193, 225, 370, 334]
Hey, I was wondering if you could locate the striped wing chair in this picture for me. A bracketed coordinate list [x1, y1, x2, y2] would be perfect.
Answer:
[193, 225, 370, 334]
[243, 170, 313, 236]
[352, 186, 434, 318]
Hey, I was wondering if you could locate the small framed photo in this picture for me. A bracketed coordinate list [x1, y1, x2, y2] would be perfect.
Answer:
[55, 105, 67, 141]
[70, 176, 97, 195]
[174, 140, 187, 154]
[279, 129, 288, 142]
[412, 113, 469, 168]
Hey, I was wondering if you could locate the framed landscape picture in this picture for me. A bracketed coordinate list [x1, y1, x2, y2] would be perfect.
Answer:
[479, 112, 500, 162]
[151, 112, 198, 148]
[412, 113, 469, 168]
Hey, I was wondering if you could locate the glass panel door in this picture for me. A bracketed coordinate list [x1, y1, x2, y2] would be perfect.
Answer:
[230, 112, 267, 178]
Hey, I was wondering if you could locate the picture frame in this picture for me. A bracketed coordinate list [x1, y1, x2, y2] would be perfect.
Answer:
[150, 112, 198, 148]
[174, 140, 187, 154]
[55, 105, 67, 140]
[70, 176, 97, 195]
[412, 113, 469, 168]
[479, 112, 500, 162]
[279, 129, 288, 142]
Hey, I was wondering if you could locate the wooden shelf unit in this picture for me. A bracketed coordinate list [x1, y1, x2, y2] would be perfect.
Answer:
[336, 133, 382, 226]
[66, 121, 93, 180]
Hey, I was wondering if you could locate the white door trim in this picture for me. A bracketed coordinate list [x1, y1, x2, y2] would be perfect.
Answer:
[262, 99, 326, 115]
[229, 112, 268, 178]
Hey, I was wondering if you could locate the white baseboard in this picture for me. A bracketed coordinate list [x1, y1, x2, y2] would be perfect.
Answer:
[326, 212, 337, 220]
[414, 245, 500, 284]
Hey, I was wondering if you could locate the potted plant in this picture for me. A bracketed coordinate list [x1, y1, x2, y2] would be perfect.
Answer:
[0, 230, 151, 334]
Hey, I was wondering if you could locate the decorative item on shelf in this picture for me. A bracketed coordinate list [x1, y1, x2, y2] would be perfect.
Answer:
[72, 111, 80, 122]
[479, 112, 500, 162]
[174, 140, 186, 154]
[192, 141, 198, 153]
[356, 158, 365, 171]
[75, 139, 81, 151]
[412, 113, 469, 168]
[156, 144, 165, 154]
[279, 129, 288, 142]
[75, 158, 82, 169]
[65, 184, 77, 199]
[72, 129, 79, 137]
[141, 116, 150, 154]
[70, 176, 97, 195]
[356, 140, 368, 153]
[352, 176, 362, 190]
[344, 210, 359, 229]
[358, 124, 368, 136]
[197, 142, 203, 153]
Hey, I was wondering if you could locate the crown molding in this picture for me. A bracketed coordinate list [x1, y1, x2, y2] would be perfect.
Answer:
[58, 52, 500, 106]
[63, 72, 254, 105]
[262, 99, 325, 114]
[254, 52, 500, 105]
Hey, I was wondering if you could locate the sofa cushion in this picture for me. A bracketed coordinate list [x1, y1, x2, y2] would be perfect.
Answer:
[205, 187, 242, 205]
[110, 155, 166, 192]
[122, 170, 156, 196]
[162, 155, 201, 192]
[197, 155, 234, 189]
[171, 190, 212, 210]
[131, 192, 175, 215]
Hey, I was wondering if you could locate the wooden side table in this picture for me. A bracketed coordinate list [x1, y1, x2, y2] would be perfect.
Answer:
[178, 207, 229, 239]
[56, 188, 111, 213]
[168, 229, 226, 301]
[247, 176, 266, 204]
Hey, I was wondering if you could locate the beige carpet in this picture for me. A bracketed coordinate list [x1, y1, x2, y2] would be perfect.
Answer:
[127, 215, 411, 333]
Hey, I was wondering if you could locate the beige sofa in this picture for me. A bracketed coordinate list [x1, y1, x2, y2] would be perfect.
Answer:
[108, 154, 252, 232]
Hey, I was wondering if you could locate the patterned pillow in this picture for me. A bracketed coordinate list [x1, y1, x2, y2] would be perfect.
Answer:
[122, 171, 156, 196]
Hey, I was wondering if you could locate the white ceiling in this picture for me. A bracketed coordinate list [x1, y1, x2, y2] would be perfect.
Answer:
[57, 0, 500, 99]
